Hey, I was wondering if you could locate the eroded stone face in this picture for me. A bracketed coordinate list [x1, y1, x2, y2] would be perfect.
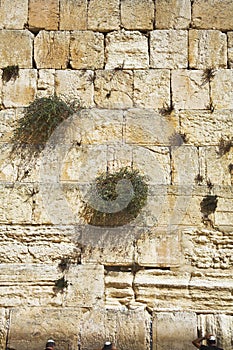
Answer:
[0, 0, 28, 29]
[87, 0, 120, 31]
[60, 0, 87, 30]
[121, 0, 154, 30]
[155, 0, 191, 29]
[28, 0, 59, 30]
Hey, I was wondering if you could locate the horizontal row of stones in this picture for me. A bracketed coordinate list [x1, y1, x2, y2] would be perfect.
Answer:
[1, 29, 233, 70]
[1, 68, 233, 109]
[1, 0, 233, 31]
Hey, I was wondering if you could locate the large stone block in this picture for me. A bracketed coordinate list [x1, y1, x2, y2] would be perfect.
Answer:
[70, 31, 104, 69]
[189, 30, 227, 69]
[28, 0, 59, 30]
[94, 70, 133, 108]
[155, 0, 191, 29]
[228, 32, 233, 68]
[0, 30, 33, 68]
[105, 31, 149, 69]
[150, 30, 188, 68]
[0, 308, 9, 350]
[121, 0, 154, 30]
[192, 0, 233, 30]
[171, 70, 209, 109]
[171, 146, 199, 185]
[0, 0, 28, 29]
[87, 0, 120, 31]
[55, 70, 94, 107]
[60, 0, 87, 30]
[2, 69, 37, 107]
[0, 109, 16, 143]
[211, 69, 233, 109]
[34, 31, 70, 69]
[133, 69, 170, 109]
[105, 271, 134, 306]
[37, 69, 55, 98]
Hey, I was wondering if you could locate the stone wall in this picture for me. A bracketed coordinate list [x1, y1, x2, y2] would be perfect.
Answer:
[0, 1, 233, 350]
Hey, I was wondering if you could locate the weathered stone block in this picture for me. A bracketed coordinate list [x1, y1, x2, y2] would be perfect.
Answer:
[87, 0, 120, 31]
[150, 30, 188, 68]
[94, 70, 133, 108]
[189, 30, 227, 69]
[155, 0, 191, 29]
[133, 69, 170, 109]
[28, 0, 59, 30]
[34, 31, 70, 69]
[37, 69, 55, 98]
[55, 70, 94, 107]
[0, 0, 28, 29]
[211, 69, 233, 109]
[105, 31, 149, 69]
[0, 308, 9, 350]
[171, 146, 199, 185]
[121, 0, 154, 30]
[0, 30, 33, 68]
[2, 69, 37, 107]
[105, 271, 134, 306]
[70, 31, 104, 69]
[192, 0, 233, 30]
[171, 70, 209, 109]
[0, 109, 16, 143]
[60, 0, 87, 30]
[153, 312, 197, 350]
[228, 32, 233, 68]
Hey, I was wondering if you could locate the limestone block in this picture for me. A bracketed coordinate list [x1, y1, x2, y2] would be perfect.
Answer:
[125, 108, 179, 146]
[0, 30, 33, 68]
[60, 0, 87, 30]
[34, 31, 70, 69]
[171, 70, 209, 109]
[135, 230, 181, 267]
[133, 69, 170, 109]
[2, 69, 37, 107]
[0, 70, 2, 105]
[55, 70, 94, 107]
[0, 183, 33, 223]
[28, 0, 59, 30]
[228, 32, 233, 68]
[37, 69, 55, 98]
[189, 30, 227, 69]
[171, 146, 199, 185]
[8, 307, 84, 350]
[94, 70, 133, 108]
[88, 0, 120, 31]
[105, 31, 149, 69]
[153, 312, 196, 350]
[121, 0, 154, 30]
[105, 271, 134, 306]
[0, 0, 28, 29]
[0, 144, 18, 182]
[155, 0, 191, 29]
[192, 0, 233, 30]
[150, 30, 188, 68]
[70, 31, 104, 69]
[215, 197, 233, 229]
[211, 69, 233, 109]
[0, 308, 9, 350]
[179, 110, 233, 146]
[0, 109, 16, 143]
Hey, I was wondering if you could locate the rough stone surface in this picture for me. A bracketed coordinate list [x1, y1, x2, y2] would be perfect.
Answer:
[228, 32, 233, 68]
[87, 0, 120, 31]
[150, 30, 188, 68]
[37, 69, 55, 98]
[28, 0, 59, 30]
[0, 0, 28, 29]
[189, 30, 227, 69]
[155, 0, 191, 29]
[211, 69, 233, 109]
[60, 0, 87, 30]
[121, 0, 154, 30]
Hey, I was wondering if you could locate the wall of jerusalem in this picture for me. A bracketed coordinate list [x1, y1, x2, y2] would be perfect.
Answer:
[0, 0, 233, 350]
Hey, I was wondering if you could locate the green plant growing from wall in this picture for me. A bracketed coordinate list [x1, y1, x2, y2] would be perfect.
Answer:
[200, 195, 218, 219]
[217, 136, 233, 157]
[2, 65, 19, 82]
[53, 276, 68, 295]
[202, 67, 216, 85]
[81, 167, 148, 227]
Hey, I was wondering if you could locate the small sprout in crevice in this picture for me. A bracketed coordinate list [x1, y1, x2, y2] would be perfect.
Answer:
[206, 101, 215, 113]
[2, 65, 19, 83]
[195, 174, 203, 185]
[159, 103, 175, 116]
[217, 136, 233, 157]
[202, 67, 216, 85]
[200, 195, 218, 218]
[58, 257, 72, 273]
[53, 276, 68, 294]
[169, 132, 188, 146]
[207, 179, 214, 190]
[228, 163, 233, 173]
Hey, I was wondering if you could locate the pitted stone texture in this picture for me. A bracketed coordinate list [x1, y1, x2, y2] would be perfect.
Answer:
[133, 69, 170, 109]
[105, 31, 149, 69]
[155, 0, 191, 29]
[37, 69, 55, 98]
[153, 312, 196, 350]
[88, 0, 120, 31]
[0, 0, 28, 29]
[215, 196, 233, 230]
[189, 30, 227, 69]
[211, 69, 233, 109]
[192, 0, 233, 30]
[60, 0, 87, 30]
[0, 308, 9, 350]
[28, 0, 59, 30]
[55, 70, 94, 107]
[105, 271, 134, 306]
[171, 70, 209, 109]
[94, 70, 133, 108]
[70, 31, 104, 69]
[0, 30, 33, 68]
[0, 109, 16, 143]
[121, 0, 154, 30]
[150, 30, 188, 68]
[34, 31, 70, 69]
[3, 69, 37, 107]
[228, 32, 233, 68]
[171, 146, 199, 185]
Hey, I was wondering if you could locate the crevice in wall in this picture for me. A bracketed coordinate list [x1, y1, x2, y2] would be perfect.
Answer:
[5, 308, 12, 350]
